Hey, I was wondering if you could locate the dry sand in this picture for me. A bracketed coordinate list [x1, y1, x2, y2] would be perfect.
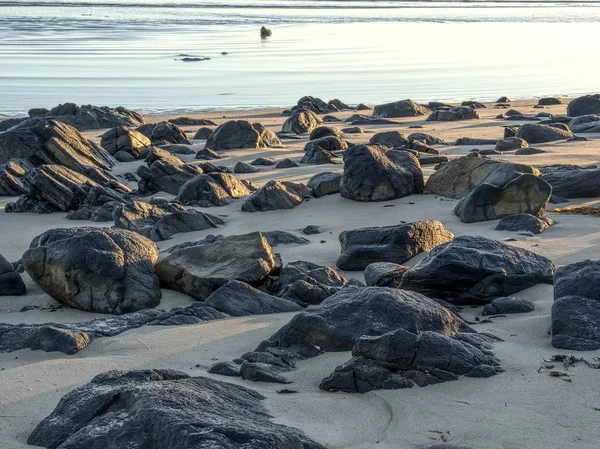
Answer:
[1, 99, 600, 449]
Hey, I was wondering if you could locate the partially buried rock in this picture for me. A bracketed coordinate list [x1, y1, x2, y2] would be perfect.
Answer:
[337, 220, 454, 271]
[400, 235, 555, 305]
[541, 165, 600, 198]
[241, 180, 311, 212]
[23, 227, 161, 314]
[155, 232, 278, 300]
[27, 369, 325, 449]
[302, 225, 322, 235]
[482, 297, 535, 315]
[427, 107, 480, 121]
[538, 97, 563, 106]
[234, 161, 259, 173]
[281, 108, 322, 135]
[169, 117, 216, 126]
[176, 173, 251, 207]
[100, 126, 150, 157]
[516, 123, 574, 143]
[495, 137, 528, 152]
[567, 94, 600, 117]
[205, 280, 302, 316]
[453, 174, 552, 223]
[425, 156, 539, 198]
[205, 120, 280, 151]
[371, 99, 431, 118]
[137, 151, 203, 195]
[340, 144, 424, 202]
[495, 213, 553, 234]
[363, 262, 409, 287]
[137, 121, 191, 145]
[275, 158, 298, 168]
[307, 172, 341, 197]
[568, 115, 600, 133]
[320, 328, 502, 393]
[0, 253, 26, 296]
[0, 158, 35, 196]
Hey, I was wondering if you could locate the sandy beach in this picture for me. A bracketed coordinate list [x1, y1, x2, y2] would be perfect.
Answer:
[1, 97, 600, 449]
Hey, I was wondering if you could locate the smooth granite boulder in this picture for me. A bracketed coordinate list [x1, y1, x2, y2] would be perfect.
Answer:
[23, 227, 161, 314]
[176, 172, 251, 207]
[100, 126, 150, 157]
[516, 123, 574, 143]
[453, 174, 552, 223]
[567, 95, 600, 117]
[425, 156, 539, 199]
[307, 171, 342, 197]
[0, 253, 26, 296]
[281, 108, 322, 135]
[340, 145, 424, 202]
[337, 220, 454, 271]
[27, 370, 325, 449]
[400, 236, 555, 305]
[368, 131, 409, 148]
[241, 180, 312, 212]
[495, 137, 528, 152]
[155, 232, 279, 300]
[371, 100, 431, 118]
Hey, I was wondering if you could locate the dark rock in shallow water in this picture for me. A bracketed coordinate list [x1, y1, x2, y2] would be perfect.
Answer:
[320, 328, 502, 393]
[427, 107, 480, 122]
[205, 280, 302, 316]
[453, 174, 552, 223]
[425, 156, 539, 199]
[241, 180, 312, 212]
[27, 369, 325, 449]
[340, 144, 424, 202]
[155, 232, 279, 300]
[336, 220, 454, 271]
[136, 121, 191, 145]
[495, 213, 553, 234]
[23, 227, 162, 314]
[0, 253, 26, 296]
[516, 123, 574, 143]
[567, 94, 600, 117]
[482, 297, 535, 315]
[371, 99, 431, 118]
[400, 236, 555, 305]
[307, 171, 341, 197]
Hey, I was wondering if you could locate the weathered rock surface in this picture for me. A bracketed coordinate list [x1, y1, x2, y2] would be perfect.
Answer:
[340, 145, 424, 202]
[307, 172, 341, 197]
[363, 262, 409, 287]
[453, 174, 552, 223]
[0, 253, 26, 296]
[425, 156, 539, 198]
[454, 137, 498, 146]
[540, 165, 600, 198]
[27, 369, 325, 449]
[275, 158, 299, 168]
[337, 220, 454, 271]
[234, 161, 259, 173]
[495, 137, 528, 152]
[427, 107, 480, 121]
[193, 127, 214, 140]
[262, 230, 309, 247]
[320, 328, 502, 393]
[368, 131, 409, 148]
[137, 156, 203, 195]
[567, 115, 600, 133]
[40, 103, 144, 130]
[538, 97, 563, 106]
[155, 232, 278, 300]
[176, 172, 251, 206]
[567, 94, 600, 117]
[281, 108, 323, 134]
[371, 100, 431, 118]
[169, 117, 217, 126]
[482, 297, 535, 315]
[0, 158, 33, 196]
[205, 280, 303, 316]
[400, 236, 555, 304]
[204, 120, 281, 150]
[495, 213, 553, 234]
[241, 180, 312, 212]
[516, 123, 574, 143]
[23, 227, 161, 314]
[100, 126, 150, 157]
[137, 121, 191, 145]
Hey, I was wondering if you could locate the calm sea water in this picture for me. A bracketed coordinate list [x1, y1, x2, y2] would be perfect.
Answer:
[1, 0, 599, 116]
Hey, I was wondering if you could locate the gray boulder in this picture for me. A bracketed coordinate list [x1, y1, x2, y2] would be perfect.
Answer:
[137, 157, 203, 195]
[425, 156, 539, 198]
[193, 127, 214, 140]
[567, 94, 600, 117]
[538, 97, 563, 106]
[495, 213, 553, 234]
[455, 137, 498, 146]
[516, 123, 574, 143]
[23, 227, 161, 314]
[205, 280, 302, 316]
[100, 126, 150, 157]
[368, 131, 409, 148]
[27, 370, 325, 449]
[568, 115, 600, 133]
[155, 232, 279, 300]
[204, 120, 278, 150]
[307, 172, 341, 197]
[309, 126, 342, 140]
[42, 103, 144, 131]
[453, 174, 552, 223]
[495, 137, 528, 152]
[364, 262, 409, 287]
[241, 180, 312, 212]
[554, 260, 600, 303]
[320, 328, 502, 393]
[541, 165, 600, 198]
[176, 172, 251, 206]
[400, 236, 555, 305]
[275, 158, 298, 168]
[482, 297, 535, 315]
[337, 220, 454, 271]
[281, 108, 322, 134]
[371, 100, 431, 118]
[427, 107, 480, 121]
[137, 121, 191, 145]
[0, 253, 26, 296]
[234, 161, 259, 173]
[340, 145, 424, 202]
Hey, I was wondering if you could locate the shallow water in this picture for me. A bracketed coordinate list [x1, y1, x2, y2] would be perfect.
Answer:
[1, 0, 599, 116]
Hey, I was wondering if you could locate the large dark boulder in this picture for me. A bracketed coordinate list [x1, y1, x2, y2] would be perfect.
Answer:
[368, 131, 409, 148]
[176, 172, 251, 206]
[0, 158, 34, 196]
[0, 119, 115, 171]
[100, 126, 150, 157]
[0, 253, 26, 296]
[495, 213, 553, 234]
[400, 236, 555, 305]
[425, 156, 539, 199]
[453, 174, 552, 223]
[307, 171, 341, 197]
[137, 121, 191, 145]
[241, 180, 312, 212]
[364, 262, 409, 287]
[27, 370, 325, 449]
[23, 227, 161, 314]
[567, 115, 600, 133]
[371, 100, 431, 118]
[516, 123, 574, 143]
[320, 328, 502, 393]
[337, 220, 454, 271]
[540, 165, 600, 198]
[538, 97, 563, 106]
[155, 232, 279, 300]
[205, 280, 302, 316]
[427, 107, 480, 121]
[137, 156, 203, 195]
[281, 108, 322, 135]
[567, 95, 600, 117]
[204, 120, 280, 150]
[482, 297, 535, 316]
[340, 145, 424, 202]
